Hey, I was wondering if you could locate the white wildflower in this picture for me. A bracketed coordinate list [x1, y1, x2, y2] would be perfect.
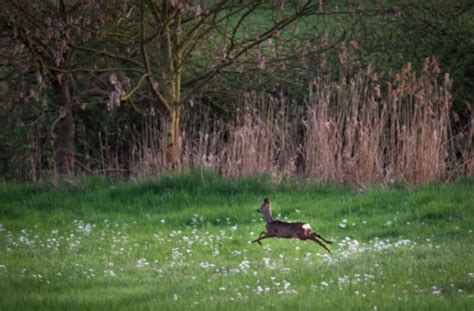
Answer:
[339, 237, 362, 258]
[231, 250, 242, 257]
[104, 269, 116, 277]
[278, 280, 297, 294]
[171, 248, 183, 260]
[199, 261, 215, 269]
[75, 220, 95, 235]
[373, 239, 392, 251]
[338, 275, 350, 285]
[136, 258, 149, 268]
[239, 259, 250, 271]
[263, 257, 271, 267]
[394, 239, 411, 247]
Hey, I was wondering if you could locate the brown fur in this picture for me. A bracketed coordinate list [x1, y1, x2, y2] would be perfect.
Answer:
[251, 198, 333, 253]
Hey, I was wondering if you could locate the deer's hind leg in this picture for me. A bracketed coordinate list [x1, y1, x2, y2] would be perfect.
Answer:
[311, 231, 333, 244]
[309, 236, 332, 254]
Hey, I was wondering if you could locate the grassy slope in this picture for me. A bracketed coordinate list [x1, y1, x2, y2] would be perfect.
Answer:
[0, 171, 473, 310]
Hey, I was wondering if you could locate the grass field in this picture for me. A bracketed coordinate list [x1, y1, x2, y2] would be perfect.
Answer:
[0, 171, 473, 310]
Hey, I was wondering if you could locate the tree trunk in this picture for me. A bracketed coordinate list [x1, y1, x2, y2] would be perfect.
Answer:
[53, 75, 75, 176]
[167, 107, 181, 170]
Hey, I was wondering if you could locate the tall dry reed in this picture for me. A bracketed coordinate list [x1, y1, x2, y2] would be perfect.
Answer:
[164, 57, 470, 184]
[7, 59, 471, 184]
[110, 58, 472, 184]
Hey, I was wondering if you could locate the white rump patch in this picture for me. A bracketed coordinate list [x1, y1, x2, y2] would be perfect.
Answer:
[302, 223, 311, 230]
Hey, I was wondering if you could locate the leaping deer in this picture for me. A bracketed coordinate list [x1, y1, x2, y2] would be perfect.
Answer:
[251, 198, 333, 253]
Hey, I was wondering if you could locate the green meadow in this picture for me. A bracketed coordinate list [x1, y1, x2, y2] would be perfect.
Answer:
[0, 172, 473, 310]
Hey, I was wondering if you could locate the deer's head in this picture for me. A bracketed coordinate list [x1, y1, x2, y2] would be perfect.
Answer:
[257, 198, 271, 214]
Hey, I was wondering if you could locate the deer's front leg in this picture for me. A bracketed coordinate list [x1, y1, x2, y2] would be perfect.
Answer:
[251, 231, 267, 245]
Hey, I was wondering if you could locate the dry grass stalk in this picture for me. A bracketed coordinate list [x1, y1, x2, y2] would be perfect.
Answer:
[116, 58, 471, 184]
[10, 59, 470, 184]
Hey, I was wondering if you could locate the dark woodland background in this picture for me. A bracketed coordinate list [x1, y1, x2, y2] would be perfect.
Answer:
[0, 0, 472, 184]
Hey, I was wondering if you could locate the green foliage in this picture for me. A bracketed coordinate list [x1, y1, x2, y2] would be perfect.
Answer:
[353, 0, 474, 110]
[0, 174, 473, 309]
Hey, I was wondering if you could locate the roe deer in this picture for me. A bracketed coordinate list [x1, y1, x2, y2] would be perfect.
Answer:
[251, 198, 333, 253]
